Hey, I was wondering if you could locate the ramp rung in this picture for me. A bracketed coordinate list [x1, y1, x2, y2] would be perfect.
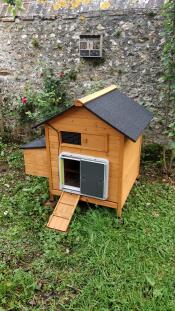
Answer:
[47, 192, 80, 232]
[53, 203, 76, 220]
[48, 215, 69, 232]
[60, 192, 79, 205]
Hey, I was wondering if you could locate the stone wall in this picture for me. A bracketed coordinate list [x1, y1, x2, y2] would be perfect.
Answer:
[0, 8, 164, 141]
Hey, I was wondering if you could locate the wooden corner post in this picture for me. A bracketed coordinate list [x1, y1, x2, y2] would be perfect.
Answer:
[117, 136, 125, 218]
[45, 125, 54, 201]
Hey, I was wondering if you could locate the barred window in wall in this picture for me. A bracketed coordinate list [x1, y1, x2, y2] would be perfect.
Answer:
[79, 34, 103, 58]
[61, 131, 81, 145]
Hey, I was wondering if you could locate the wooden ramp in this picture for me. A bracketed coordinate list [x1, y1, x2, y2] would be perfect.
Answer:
[47, 192, 80, 232]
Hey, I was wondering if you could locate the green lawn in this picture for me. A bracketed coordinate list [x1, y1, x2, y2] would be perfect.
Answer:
[0, 144, 175, 310]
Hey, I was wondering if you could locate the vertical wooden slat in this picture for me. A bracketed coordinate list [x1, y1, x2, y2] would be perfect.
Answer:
[45, 125, 54, 200]
[120, 135, 142, 212]
[116, 135, 125, 218]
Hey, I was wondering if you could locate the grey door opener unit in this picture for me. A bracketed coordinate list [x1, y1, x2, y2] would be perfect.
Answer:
[59, 152, 109, 200]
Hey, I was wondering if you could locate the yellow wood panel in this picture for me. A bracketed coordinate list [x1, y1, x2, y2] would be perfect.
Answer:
[81, 133, 107, 151]
[24, 149, 48, 164]
[25, 164, 48, 175]
[49, 107, 119, 136]
[59, 143, 120, 163]
[60, 134, 109, 152]
[123, 136, 141, 174]
[80, 196, 118, 209]
[122, 158, 139, 201]
[48, 127, 59, 190]
[45, 125, 54, 199]
[50, 123, 108, 136]
[49, 141, 60, 149]
[52, 177, 59, 188]
[120, 136, 142, 209]
[24, 149, 49, 177]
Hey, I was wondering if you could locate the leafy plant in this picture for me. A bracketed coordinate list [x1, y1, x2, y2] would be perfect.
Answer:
[163, 122, 175, 172]
[16, 68, 75, 125]
[16, 94, 36, 125]
[141, 143, 162, 164]
[160, 0, 175, 173]
[2, 0, 23, 16]
[114, 30, 122, 38]
[7, 149, 23, 169]
[31, 37, 40, 48]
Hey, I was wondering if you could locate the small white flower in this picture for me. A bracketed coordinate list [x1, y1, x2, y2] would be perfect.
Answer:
[4, 210, 8, 216]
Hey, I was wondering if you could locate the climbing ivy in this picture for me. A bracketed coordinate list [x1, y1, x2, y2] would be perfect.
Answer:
[159, 0, 175, 172]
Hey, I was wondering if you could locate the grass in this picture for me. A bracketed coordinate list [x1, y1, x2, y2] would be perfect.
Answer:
[0, 143, 175, 310]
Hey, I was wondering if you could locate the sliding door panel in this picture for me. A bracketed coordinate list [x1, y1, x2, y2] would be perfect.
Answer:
[80, 160, 105, 199]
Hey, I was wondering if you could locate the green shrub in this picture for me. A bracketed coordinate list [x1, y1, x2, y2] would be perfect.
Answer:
[16, 68, 75, 126]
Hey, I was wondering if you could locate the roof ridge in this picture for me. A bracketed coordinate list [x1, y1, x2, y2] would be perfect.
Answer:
[75, 85, 117, 106]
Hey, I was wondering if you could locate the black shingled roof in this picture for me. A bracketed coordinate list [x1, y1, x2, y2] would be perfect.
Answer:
[20, 136, 46, 149]
[33, 89, 153, 142]
[85, 89, 153, 142]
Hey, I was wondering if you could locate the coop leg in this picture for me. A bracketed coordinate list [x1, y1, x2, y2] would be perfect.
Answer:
[116, 208, 124, 224]
[49, 192, 54, 202]
[116, 205, 122, 218]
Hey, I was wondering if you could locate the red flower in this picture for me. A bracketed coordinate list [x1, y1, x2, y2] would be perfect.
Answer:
[21, 97, 27, 104]
[59, 71, 64, 78]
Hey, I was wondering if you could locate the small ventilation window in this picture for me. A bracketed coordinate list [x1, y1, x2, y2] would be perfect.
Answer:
[61, 132, 81, 145]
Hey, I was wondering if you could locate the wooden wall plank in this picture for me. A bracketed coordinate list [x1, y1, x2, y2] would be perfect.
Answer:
[48, 126, 60, 190]
[49, 107, 120, 136]
[24, 148, 49, 177]
[120, 136, 142, 209]
[45, 125, 54, 199]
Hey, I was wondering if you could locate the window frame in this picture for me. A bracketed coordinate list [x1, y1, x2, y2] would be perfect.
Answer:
[60, 131, 81, 146]
[79, 34, 103, 58]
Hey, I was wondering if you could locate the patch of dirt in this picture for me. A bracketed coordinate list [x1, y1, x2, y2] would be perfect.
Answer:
[0, 161, 9, 174]
[140, 162, 175, 185]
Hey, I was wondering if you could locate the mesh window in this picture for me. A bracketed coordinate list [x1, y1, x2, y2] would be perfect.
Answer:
[90, 50, 100, 57]
[80, 41, 87, 49]
[80, 50, 89, 57]
[61, 132, 81, 145]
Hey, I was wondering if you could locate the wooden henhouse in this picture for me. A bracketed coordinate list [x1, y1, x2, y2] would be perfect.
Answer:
[21, 85, 152, 232]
